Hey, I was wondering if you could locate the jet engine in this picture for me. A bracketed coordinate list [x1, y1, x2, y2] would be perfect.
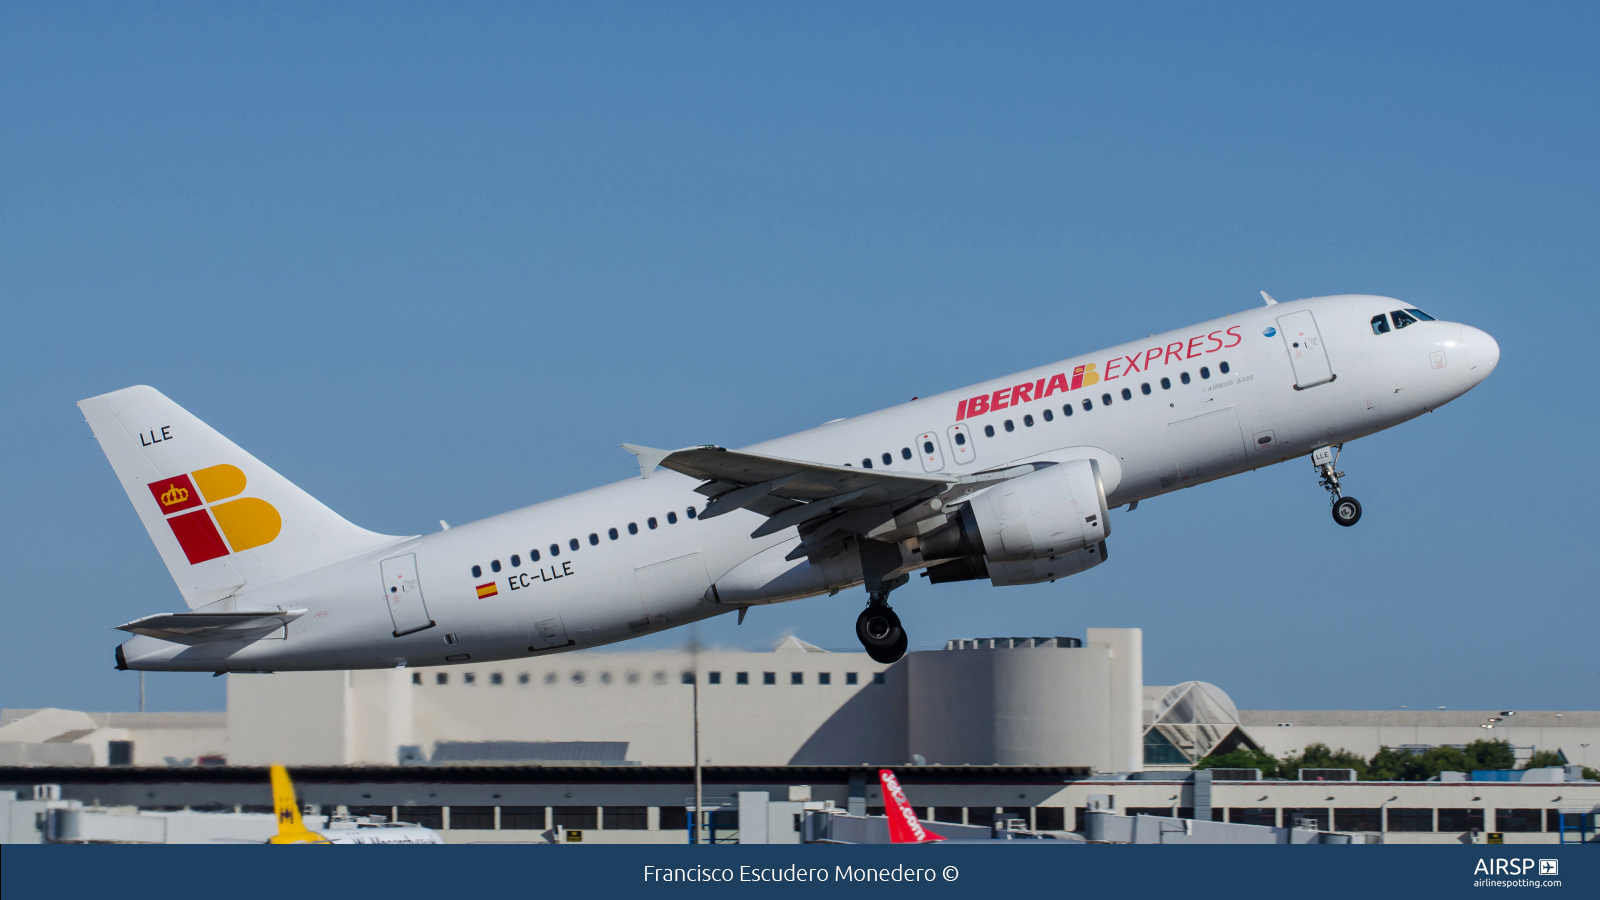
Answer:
[918, 458, 1111, 586]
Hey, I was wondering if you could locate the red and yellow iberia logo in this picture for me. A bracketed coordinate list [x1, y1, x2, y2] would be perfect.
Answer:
[146, 465, 282, 565]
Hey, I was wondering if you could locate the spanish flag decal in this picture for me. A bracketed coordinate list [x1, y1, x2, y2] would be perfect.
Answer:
[476, 582, 498, 599]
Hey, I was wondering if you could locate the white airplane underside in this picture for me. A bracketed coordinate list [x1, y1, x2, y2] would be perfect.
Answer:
[84, 294, 1498, 672]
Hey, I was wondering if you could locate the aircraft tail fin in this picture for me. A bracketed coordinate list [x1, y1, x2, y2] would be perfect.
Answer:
[879, 768, 944, 843]
[78, 386, 403, 608]
[268, 764, 328, 844]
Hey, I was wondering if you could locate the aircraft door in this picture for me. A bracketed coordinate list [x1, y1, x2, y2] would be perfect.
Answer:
[946, 424, 976, 465]
[1167, 408, 1246, 484]
[380, 553, 435, 636]
[1276, 309, 1335, 389]
[915, 432, 946, 472]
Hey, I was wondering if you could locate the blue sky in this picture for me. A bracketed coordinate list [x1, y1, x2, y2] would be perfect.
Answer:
[2, 3, 1595, 716]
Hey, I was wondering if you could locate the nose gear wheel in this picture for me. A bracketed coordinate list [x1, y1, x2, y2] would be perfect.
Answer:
[1315, 444, 1362, 527]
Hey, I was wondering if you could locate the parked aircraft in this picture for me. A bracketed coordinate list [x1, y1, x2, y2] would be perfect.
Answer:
[267, 764, 443, 844]
[83, 294, 1496, 669]
[880, 769, 944, 843]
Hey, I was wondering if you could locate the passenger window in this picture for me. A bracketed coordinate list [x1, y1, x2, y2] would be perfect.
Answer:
[1120, 387, 1132, 400]
[550, 543, 560, 557]
[901, 447, 912, 460]
[954, 431, 967, 445]
[923, 440, 935, 453]
[588, 533, 598, 545]
[511, 554, 521, 567]
[1180, 372, 1191, 384]
[569, 538, 580, 551]
[1063, 404, 1073, 417]
[1371, 314, 1391, 335]
[1200, 367, 1210, 379]
[1004, 419, 1014, 432]
[491, 559, 502, 573]
[1141, 382, 1151, 395]
[984, 425, 995, 437]
[1082, 398, 1092, 411]
[1161, 377, 1171, 390]
[648, 518, 658, 530]
[530, 549, 540, 561]
[881, 452, 892, 466]
[1406, 308, 1436, 321]
[628, 523, 638, 535]
[1101, 393, 1112, 406]
[471, 565, 481, 578]
[1391, 309, 1419, 329]
[608, 528, 618, 540]
[1042, 409, 1053, 422]
[1219, 361, 1230, 374]
[667, 511, 678, 524]
[686, 507, 697, 519]
[1023, 414, 1033, 427]
[862, 458, 872, 468]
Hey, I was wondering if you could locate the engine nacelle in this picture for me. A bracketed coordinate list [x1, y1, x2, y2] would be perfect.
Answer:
[920, 459, 1111, 563]
[922, 540, 1107, 586]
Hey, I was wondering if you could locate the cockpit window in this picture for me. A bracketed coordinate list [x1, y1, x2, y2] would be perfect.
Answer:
[1371, 313, 1391, 335]
[1405, 307, 1436, 321]
[1391, 309, 1420, 329]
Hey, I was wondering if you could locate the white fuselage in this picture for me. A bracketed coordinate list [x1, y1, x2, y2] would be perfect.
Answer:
[117, 294, 1498, 672]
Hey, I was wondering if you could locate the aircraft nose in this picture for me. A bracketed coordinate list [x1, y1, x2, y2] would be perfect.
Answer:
[1463, 326, 1500, 379]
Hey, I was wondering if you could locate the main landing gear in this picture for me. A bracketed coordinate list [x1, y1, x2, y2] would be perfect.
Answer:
[856, 573, 909, 664]
[1314, 444, 1362, 527]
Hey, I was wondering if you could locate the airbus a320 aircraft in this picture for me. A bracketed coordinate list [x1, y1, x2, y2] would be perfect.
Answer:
[83, 294, 1496, 670]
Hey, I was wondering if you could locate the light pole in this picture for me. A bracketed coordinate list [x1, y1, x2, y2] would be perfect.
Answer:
[689, 629, 703, 845]
[1378, 706, 1406, 754]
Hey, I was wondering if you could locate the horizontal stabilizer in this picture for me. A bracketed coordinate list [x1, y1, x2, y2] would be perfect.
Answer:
[116, 609, 306, 645]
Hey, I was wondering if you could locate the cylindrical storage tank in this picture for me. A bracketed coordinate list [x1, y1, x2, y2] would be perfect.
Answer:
[905, 644, 1112, 769]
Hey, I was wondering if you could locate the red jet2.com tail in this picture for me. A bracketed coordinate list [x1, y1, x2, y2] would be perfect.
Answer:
[879, 769, 944, 843]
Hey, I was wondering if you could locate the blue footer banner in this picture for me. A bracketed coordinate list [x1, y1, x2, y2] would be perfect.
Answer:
[2, 844, 1592, 899]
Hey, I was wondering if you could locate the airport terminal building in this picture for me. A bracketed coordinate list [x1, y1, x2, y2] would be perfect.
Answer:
[3, 627, 1596, 843]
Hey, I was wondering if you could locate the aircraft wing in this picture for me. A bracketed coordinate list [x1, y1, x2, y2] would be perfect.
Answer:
[623, 444, 1041, 557]
[116, 609, 307, 645]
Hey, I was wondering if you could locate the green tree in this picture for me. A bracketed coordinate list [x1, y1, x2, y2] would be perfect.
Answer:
[1280, 742, 1368, 780]
[1368, 746, 1430, 781]
[1194, 747, 1280, 778]
[1463, 739, 1516, 771]
[1521, 750, 1566, 770]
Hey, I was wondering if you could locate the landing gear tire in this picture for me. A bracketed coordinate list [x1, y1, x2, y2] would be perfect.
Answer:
[856, 605, 906, 664]
[1332, 497, 1362, 527]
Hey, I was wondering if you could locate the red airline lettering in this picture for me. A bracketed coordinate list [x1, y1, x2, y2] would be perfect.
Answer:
[1224, 325, 1242, 347]
[968, 394, 989, 417]
[991, 387, 1010, 410]
[956, 399, 968, 420]
[1123, 353, 1142, 374]
[1206, 330, 1224, 352]
[1186, 335, 1205, 359]
[1011, 382, 1033, 404]
[1043, 373, 1069, 397]
[1164, 342, 1184, 364]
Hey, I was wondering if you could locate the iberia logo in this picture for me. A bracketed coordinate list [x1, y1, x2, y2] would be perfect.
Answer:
[146, 465, 282, 564]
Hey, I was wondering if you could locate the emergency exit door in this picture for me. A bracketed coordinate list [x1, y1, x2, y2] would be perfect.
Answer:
[380, 553, 435, 636]
[1277, 309, 1335, 390]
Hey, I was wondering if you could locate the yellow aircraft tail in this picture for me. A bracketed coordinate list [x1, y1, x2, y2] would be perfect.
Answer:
[268, 764, 330, 844]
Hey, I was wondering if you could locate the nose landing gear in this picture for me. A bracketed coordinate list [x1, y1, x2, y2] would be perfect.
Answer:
[1314, 444, 1362, 527]
[856, 573, 909, 664]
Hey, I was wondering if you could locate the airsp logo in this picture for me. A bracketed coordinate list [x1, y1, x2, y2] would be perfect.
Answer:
[1473, 858, 1553, 876]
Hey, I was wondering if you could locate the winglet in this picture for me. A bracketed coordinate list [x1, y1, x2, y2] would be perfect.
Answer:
[268, 764, 330, 844]
[1260, 291, 1278, 306]
[620, 444, 671, 480]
